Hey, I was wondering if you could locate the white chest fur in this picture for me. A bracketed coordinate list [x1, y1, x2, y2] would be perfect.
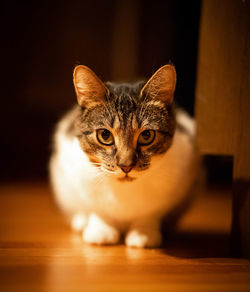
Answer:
[50, 126, 197, 226]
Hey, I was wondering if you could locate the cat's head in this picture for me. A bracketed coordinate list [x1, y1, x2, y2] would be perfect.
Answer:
[73, 65, 176, 181]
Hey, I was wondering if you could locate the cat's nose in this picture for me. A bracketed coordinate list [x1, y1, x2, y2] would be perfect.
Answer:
[120, 166, 133, 174]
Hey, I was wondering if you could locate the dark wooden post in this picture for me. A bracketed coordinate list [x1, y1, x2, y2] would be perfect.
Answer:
[195, 0, 250, 257]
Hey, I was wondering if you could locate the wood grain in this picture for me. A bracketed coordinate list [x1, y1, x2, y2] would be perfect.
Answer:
[195, 0, 250, 156]
[0, 182, 249, 292]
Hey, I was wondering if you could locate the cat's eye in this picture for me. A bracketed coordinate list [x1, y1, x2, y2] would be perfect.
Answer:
[138, 130, 155, 146]
[96, 129, 114, 146]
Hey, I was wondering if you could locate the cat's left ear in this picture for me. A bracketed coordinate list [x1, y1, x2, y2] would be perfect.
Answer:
[140, 65, 176, 105]
[73, 65, 108, 107]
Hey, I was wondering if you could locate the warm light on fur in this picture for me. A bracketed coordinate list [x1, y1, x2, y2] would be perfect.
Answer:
[49, 65, 199, 248]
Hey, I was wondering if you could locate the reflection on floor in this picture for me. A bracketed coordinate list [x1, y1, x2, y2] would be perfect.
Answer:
[0, 182, 249, 292]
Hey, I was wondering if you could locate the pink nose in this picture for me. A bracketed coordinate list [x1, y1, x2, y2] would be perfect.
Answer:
[121, 166, 133, 174]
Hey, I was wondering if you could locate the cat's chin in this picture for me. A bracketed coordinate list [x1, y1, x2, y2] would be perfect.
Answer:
[117, 175, 136, 182]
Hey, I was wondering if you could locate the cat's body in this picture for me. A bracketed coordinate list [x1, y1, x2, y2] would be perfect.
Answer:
[50, 65, 199, 248]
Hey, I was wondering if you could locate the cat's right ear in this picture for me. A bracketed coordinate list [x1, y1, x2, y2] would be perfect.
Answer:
[73, 65, 108, 107]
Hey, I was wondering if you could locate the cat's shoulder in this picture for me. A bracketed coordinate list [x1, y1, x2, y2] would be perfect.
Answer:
[175, 108, 196, 139]
[55, 105, 80, 136]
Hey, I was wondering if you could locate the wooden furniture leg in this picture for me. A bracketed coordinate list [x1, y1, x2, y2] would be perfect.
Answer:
[195, 0, 250, 258]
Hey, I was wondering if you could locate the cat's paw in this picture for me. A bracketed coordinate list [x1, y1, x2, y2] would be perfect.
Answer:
[83, 224, 120, 245]
[71, 213, 87, 232]
[125, 229, 162, 248]
[83, 214, 120, 245]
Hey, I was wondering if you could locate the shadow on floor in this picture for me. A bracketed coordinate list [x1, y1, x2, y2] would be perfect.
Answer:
[161, 231, 230, 258]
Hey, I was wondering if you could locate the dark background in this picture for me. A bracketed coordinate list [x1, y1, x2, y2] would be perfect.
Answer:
[0, 0, 201, 181]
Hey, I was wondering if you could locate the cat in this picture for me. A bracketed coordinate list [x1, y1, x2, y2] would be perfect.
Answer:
[49, 64, 199, 248]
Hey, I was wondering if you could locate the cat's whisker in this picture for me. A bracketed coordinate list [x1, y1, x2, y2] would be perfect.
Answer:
[100, 166, 116, 174]
[88, 165, 107, 178]
[90, 162, 102, 166]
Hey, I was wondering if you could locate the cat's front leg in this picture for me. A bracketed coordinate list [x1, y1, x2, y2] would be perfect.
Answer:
[71, 213, 88, 232]
[83, 213, 120, 245]
[125, 218, 162, 248]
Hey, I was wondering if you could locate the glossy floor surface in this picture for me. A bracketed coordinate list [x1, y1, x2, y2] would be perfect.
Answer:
[0, 183, 249, 291]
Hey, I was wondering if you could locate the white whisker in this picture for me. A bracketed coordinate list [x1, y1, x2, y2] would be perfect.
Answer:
[100, 166, 116, 174]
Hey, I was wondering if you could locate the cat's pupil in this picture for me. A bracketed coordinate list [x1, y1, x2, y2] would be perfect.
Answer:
[142, 130, 150, 140]
[102, 130, 111, 140]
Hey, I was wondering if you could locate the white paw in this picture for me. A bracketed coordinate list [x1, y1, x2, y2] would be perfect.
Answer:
[83, 214, 120, 245]
[125, 229, 162, 248]
[71, 213, 87, 232]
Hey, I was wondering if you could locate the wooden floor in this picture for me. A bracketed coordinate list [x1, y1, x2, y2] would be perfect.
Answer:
[0, 182, 249, 291]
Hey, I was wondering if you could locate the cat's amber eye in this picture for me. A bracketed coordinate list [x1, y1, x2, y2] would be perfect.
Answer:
[96, 129, 114, 146]
[138, 130, 155, 146]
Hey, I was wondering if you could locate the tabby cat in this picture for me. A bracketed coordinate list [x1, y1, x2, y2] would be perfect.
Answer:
[49, 65, 199, 248]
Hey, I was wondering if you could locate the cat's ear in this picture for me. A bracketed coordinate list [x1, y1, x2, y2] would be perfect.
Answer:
[140, 65, 176, 105]
[73, 65, 108, 106]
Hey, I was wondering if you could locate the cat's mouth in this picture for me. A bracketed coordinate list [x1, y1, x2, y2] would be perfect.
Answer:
[117, 175, 136, 182]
